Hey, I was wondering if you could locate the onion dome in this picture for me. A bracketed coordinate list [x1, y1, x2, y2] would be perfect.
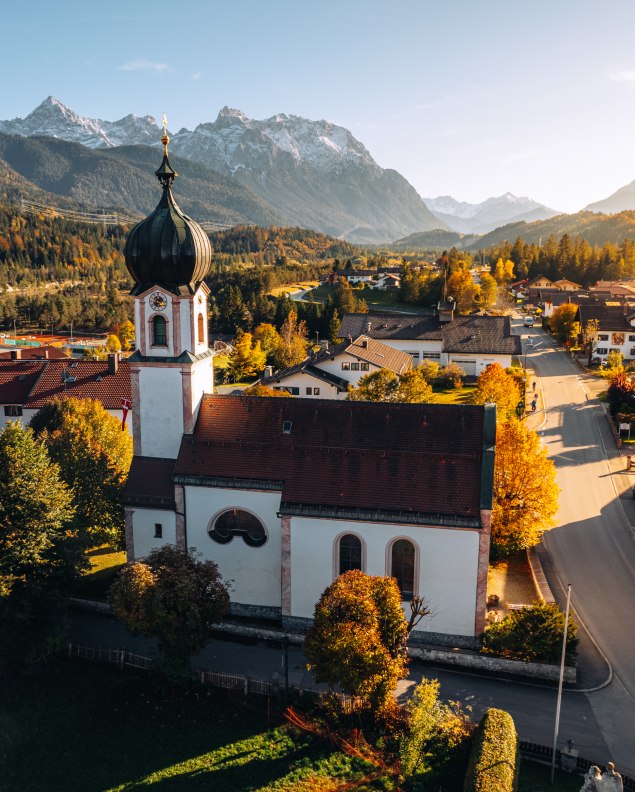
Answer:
[125, 115, 212, 295]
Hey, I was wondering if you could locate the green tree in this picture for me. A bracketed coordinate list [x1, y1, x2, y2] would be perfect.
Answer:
[30, 398, 133, 547]
[549, 303, 580, 345]
[328, 309, 342, 344]
[478, 272, 498, 309]
[418, 359, 440, 384]
[304, 570, 410, 714]
[472, 363, 522, 420]
[395, 368, 435, 403]
[109, 546, 229, 670]
[227, 330, 267, 381]
[482, 601, 578, 663]
[0, 423, 82, 670]
[491, 418, 559, 557]
[347, 369, 399, 401]
[243, 383, 290, 398]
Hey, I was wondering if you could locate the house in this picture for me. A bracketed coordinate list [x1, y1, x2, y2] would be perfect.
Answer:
[374, 273, 401, 290]
[526, 274, 555, 290]
[0, 345, 70, 361]
[339, 311, 521, 376]
[589, 281, 635, 298]
[260, 335, 412, 398]
[576, 303, 635, 361]
[552, 278, 582, 291]
[332, 269, 376, 284]
[123, 132, 496, 647]
[0, 356, 132, 431]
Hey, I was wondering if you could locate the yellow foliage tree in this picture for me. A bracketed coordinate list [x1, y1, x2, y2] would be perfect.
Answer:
[472, 363, 522, 420]
[491, 418, 559, 557]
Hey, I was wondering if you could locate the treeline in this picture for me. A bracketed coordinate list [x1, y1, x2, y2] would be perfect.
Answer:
[485, 233, 635, 286]
[208, 225, 359, 263]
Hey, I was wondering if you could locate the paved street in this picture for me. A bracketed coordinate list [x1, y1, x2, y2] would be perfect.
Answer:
[519, 319, 635, 774]
[69, 322, 635, 774]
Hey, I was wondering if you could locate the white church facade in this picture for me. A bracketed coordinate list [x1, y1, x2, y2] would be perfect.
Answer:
[122, 127, 497, 647]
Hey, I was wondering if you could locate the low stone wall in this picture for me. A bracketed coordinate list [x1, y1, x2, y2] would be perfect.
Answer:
[408, 644, 576, 683]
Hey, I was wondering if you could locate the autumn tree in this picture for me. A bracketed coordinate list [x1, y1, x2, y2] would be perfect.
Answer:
[106, 334, 122, 353]
[109, 546, 229, 670]
[472, 363, 522, 420]
[549, 303, 580, 345]
[252, 322, 281, 364]
[304, 571, 410, 713]
[0, 423, 83, 670]
[243, 383, 290, 398]
[478, 272, 498, 310]
[347, 368, 435, 403]
[446, 269, 478, 314]
[493, 258, 515, 283]
[581, 318, 599, 365]
[227, 330, 267, 381]
[30, 398, 133, 547]
[117, 319, 135, 351]
[272, 309, 309, 369]
[491, 418, 559, 557]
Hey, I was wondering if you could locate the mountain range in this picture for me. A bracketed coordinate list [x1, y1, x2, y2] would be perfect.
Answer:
[423, 193, 561, 234]
[0, 97, 442, 243]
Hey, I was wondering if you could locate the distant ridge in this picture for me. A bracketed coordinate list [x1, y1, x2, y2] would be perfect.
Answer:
[424, 193, 561, 234]
[0, 97, 445, 244]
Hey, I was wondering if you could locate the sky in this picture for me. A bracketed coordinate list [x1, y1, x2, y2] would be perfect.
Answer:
[4, 0, 635, 214]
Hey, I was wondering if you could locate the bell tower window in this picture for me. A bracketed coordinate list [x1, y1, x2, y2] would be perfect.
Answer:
[152, 315, 167, 347]
[197, 313, 205, 343]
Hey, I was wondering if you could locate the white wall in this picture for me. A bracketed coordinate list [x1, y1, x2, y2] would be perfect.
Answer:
[289, 517, 480, 638]
[593, 328, 635, 361]
[138, 366, 184, 458]
[270, 370, 343, 398]
[184, 486, 283, 608]
[373, 339, 445, 365]
[192, 286, 209, 357]
[179, 298, 192, 352]
[318, 353, 381, 386]
[132, 507, 177, 559]
[6, 407, 133, 435]
[447, 354, 511, 375]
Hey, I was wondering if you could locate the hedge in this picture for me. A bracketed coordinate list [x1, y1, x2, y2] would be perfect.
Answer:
[464, 708, 519, 792]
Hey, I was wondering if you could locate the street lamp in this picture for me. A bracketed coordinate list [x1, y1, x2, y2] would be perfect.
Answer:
[551, 584, 572, 783]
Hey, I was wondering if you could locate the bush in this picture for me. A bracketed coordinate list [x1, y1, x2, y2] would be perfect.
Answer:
[481, 601, 578, 664]
[435, 362, 465, 389]
[464, 708, 518, 792]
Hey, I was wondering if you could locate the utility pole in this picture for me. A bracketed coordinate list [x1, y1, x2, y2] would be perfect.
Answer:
[551, 584, 572, 783]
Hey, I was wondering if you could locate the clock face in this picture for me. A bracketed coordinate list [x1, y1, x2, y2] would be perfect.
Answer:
[149, 291, 167, 311]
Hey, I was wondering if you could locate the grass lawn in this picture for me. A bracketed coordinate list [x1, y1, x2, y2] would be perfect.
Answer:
[518, 760, 583, 791]
[0, 661, 383, 792]
[302, 283, 432, 314]
[73, 545, 126, 601]
[268, 280, 319, 297]
[432, 385, 476, 405]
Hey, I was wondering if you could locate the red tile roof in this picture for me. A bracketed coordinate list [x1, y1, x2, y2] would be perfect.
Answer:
[0, 361, 45, 404]
[0, 345, 70, 360]
[124, 457, 176, 509]
[175, 395, 493, 524]
[24, 361, 131, 409]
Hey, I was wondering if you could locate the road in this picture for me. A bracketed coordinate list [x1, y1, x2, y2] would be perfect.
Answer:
[520, 319, 635, 774]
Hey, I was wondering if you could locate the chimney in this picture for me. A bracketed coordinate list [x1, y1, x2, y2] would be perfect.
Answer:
[10, 349, 21, 360]
[43, 349, 49, 359]
[264, 365, 273, 378]
[108, 353, 119, 375]
[361, 338, 369, 349]
[367, 321, 372, 332]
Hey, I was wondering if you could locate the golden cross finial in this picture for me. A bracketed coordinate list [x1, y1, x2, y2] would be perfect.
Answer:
[161, 110, 170, 154]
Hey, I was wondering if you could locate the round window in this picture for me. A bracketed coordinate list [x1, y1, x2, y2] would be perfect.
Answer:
[209, 509, 267, 547]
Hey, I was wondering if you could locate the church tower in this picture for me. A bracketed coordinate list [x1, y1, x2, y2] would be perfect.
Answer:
[124, 116, 214, 459]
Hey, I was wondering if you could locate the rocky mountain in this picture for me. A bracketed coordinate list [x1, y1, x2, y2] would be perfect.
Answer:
[585, 181, 635, 214]
[0, 133, 283, 226]
[424, 192, 560, 234]
[0, 98, 444, 243]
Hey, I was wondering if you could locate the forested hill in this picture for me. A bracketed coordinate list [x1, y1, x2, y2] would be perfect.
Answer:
[208, 225, 360, 264]
[0, 133, 282, 227]
[469, 210, 635, 249]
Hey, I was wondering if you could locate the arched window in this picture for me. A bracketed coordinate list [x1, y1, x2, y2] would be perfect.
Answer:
[152, 315, 167, 346]
[391, 539, 415, 600]
[339, 534, 362, 575]
[209, 509, 267, 547]
[197, 313, 205, 343]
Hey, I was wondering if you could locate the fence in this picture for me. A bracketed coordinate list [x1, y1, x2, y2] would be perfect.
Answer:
[520, 741, 635, 790]
[67, 642, 360, 712]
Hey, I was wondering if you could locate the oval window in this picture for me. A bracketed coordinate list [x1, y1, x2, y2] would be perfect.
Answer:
[209, 509, 267, 547]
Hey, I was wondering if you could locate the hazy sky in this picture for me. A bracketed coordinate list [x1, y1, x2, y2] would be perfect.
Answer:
[4, 0, 635, 213]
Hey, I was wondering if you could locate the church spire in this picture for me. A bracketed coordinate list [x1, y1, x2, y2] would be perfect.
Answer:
[155, 111, 178, 188]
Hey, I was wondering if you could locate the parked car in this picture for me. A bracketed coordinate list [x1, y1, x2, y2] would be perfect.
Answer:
[523, 316, 534, 327]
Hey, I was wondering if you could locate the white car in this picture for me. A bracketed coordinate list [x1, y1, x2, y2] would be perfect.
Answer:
[523, 316, 534, 327]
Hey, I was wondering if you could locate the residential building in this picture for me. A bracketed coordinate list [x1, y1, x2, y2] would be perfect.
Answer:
[576, 303, 635, 361]
[339, 311, 521, 376]
[260, 335, 412, 398]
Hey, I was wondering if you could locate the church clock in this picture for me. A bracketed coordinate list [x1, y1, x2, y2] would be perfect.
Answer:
[149, 291, 167, 311]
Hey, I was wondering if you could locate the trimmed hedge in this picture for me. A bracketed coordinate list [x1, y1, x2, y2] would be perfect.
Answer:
[464, 708, 519, 792]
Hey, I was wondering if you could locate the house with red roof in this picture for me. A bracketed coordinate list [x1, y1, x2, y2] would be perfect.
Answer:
[0, 356, 132, 432]
[121, 135, 497, 647]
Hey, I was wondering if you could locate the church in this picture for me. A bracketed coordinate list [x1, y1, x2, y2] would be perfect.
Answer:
[123, 124, 497, 647]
